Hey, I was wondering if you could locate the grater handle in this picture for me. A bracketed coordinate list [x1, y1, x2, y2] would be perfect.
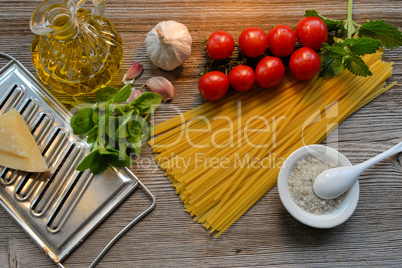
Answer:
[88, 180, 156, 268]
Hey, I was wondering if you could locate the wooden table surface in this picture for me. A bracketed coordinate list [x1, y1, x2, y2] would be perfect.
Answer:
[1, 0, 402, 267]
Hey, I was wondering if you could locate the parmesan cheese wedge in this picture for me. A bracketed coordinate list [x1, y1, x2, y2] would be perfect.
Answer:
[0, 109, 48, 172]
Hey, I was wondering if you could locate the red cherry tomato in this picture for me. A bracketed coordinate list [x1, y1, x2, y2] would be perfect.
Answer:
[199, 71, 229, 101]
[267, 25, 296, 57]
[228, 65, 255, 92]
[255, 56, 285, 88]
[206, 31, 235, 60]
[289, 47, 321, 81]
[295, 17, 328, 50]
[238, 27, 268, 58]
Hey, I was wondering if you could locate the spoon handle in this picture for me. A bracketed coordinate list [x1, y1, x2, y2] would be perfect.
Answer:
[357, 141, 402, 171]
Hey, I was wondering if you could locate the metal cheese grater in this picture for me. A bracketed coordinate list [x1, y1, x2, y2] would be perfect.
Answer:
[0, 53, 156, 267]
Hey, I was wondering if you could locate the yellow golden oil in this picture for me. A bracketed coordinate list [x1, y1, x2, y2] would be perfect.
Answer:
[31, 8, 123, 97]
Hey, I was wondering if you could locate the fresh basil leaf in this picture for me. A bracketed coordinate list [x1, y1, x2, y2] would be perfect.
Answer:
[116, 124, 128, 139]
[98, 147, 114, 155]
[141, 121, 154, 141]
[119, 142, 130, 155]
[113, 83, 132, 103]
[87, 125, 98, 144]
[114, 104, 126, 115]
[127, 118, 143, 139]
[90, 158, 109, 174]
[105, 116, 119, 142]
[101, 99, 114, 117]
[132, 106, 140, 115]
[71, 107, 94, 135]
[130, 92, 162, 114]
[96, 86, 119, 101]
[92, 109, 100, 123]
[84, 96, 97, 103]
[70, 114, 77, 129]
[97, 115, 108, 144]
[108, 154, 132, 168]
[122, 110, 135, 124]
[128, 136, 142, 155]
[115, 110, 134, 139]
[143, 113, 152, 122]
[358, 19, 402, 49]
[71, 81, 162, 175]
[77, 148, 100, 171]
[100, 147, 132, 168]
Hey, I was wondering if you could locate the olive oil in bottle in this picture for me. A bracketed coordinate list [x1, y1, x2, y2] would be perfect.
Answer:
[30, 0, 123, 96]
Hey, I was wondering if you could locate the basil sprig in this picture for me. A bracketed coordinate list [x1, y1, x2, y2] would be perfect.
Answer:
[70, 84, 162, 174]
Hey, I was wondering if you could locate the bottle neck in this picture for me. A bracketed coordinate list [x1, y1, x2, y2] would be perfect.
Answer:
[30, 0, 79, 42]
[50, 11, 79, 41]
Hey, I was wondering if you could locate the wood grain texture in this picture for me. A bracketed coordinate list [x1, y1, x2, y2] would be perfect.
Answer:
[0, 0, 401, 267]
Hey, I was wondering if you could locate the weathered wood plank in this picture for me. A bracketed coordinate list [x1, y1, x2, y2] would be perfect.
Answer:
[0, 0, 401, 267]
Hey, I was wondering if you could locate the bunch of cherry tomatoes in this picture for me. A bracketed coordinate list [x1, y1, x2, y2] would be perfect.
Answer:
[199, 16, 328, 101]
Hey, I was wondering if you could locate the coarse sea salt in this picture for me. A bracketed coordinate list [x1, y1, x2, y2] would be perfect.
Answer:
[288, 156, 345, 215]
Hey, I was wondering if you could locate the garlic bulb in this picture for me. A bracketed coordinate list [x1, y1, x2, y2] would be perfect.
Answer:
[145, 20, 192, 71]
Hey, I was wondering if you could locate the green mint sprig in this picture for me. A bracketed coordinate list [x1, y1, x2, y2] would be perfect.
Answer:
[304, 10, 347, 34]
[70, 84, 162, 174]
[358, 19, 402, 49]
[305, 0, 402, 78]
[319, 37, 382, 77]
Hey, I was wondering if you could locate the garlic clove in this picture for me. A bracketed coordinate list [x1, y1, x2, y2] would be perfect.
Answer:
[128, 88, 142, 103]
[146, 76, 175, 102]
[122, 61, 143, 84]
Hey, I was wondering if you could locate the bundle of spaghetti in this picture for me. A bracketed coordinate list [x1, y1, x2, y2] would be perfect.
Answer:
[149, 50, 396, 236]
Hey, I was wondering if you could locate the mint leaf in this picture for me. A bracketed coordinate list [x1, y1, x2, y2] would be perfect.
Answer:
[320, 39, 373, 78]
[319, 56, 345, 77]
[342, 38, 381, 55]
[304, 10, 346, 34]
[358, 19, 402, 49]
[345, 54, 372, 77]
[321, 42, 347, 58]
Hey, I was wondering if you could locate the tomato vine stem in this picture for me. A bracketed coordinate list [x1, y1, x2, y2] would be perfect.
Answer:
[346, 0, 356, 38]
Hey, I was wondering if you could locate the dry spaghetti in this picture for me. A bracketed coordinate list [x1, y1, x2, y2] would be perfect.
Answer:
[149, 51, 396, 236]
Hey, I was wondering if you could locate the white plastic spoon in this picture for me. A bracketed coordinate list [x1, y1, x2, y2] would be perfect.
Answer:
[314, 142, 402, 200]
